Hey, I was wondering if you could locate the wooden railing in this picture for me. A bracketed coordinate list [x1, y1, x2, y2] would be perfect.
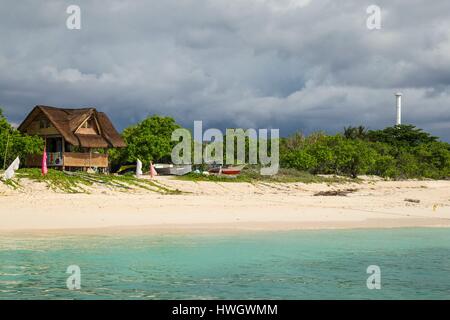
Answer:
[63, 152, 109, 168]
[24, 152, 63, 167]
[25, 154, 44, 167]
[25, 152, 109, 168]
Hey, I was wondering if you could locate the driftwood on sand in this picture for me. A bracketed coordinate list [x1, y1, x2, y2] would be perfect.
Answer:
[314, 188, 358, 197]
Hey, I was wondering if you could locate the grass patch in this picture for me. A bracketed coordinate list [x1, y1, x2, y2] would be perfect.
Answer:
[17, 168, 93, 193]
[177, 167, 355, 184]
[0, 170, 21, 190]
[72, 172, 182, 194]
[0, 177, 22, 190]
[178, 173, 253, 183]
[14, 168, 182, 194]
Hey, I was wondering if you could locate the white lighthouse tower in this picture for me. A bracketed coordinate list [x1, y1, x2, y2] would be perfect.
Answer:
[395, 92, 402, 125]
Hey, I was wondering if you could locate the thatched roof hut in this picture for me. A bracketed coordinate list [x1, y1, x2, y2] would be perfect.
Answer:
[18, 105, 126, 169]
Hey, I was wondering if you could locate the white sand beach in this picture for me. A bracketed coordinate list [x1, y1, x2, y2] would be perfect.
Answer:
[1, 177, 450, 234]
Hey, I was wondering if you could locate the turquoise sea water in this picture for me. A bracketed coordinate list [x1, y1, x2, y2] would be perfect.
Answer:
[1, 228, 450, 300]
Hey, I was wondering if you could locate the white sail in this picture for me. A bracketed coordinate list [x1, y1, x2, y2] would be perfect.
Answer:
[4, 157, 20, 180]
[136, 159, 143, 176]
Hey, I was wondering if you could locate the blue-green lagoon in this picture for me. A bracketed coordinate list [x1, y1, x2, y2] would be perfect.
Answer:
[1, 228, 450, 299]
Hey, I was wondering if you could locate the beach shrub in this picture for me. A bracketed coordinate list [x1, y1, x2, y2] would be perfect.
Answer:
[0, 108, 43, 169]
[370, 154, 398, 178]
[282, 149, 317, 171]
[330, 137, 377, 178]
[305, 137, 335, 173]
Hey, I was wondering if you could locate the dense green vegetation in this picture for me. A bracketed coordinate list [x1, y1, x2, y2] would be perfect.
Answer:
[0, 108, 43, 169]
[281, 125, 450, 179]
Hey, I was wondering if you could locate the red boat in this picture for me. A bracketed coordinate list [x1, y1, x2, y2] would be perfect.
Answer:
[208, 165, 244, 175]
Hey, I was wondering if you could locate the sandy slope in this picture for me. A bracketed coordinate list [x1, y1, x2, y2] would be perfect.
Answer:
[1, 176, 450, 233]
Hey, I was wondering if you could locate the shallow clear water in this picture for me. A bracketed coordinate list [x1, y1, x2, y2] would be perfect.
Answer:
[1, 228, 450, 300]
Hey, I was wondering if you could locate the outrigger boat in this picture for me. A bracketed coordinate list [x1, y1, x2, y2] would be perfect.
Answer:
[117, 163, 192, 176]
[153, 163, 192, 176]
[208, 164, 245, 175]
[169, 164, 192, 176]
[153, 163, 172, 175]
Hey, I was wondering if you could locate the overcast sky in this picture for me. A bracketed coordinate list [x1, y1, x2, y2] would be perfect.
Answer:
[0, 0, 449, 140]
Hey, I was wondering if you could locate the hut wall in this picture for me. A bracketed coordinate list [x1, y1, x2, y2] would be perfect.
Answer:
[63, 152, 109, 168]
[25, 120, 60, 136]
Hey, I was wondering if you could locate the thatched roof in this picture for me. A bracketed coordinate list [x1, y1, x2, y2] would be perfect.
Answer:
[18, 105, 126, 148]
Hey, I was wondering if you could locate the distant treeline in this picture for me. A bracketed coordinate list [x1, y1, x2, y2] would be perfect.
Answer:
[281, 125, 450, 179]
[1, 108, 449, 179]
[112, 117, 450, 179]
[109, 114, 449, 179]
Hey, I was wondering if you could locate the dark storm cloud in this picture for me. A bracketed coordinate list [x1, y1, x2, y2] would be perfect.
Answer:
[0, 0, 449, 140]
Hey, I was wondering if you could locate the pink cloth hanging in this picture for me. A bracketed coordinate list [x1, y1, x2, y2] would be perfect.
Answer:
[41, 151, 48, 176]
[150, 162, 158, 178]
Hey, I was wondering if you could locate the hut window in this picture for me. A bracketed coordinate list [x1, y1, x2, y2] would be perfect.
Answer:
[83, 118, 94, 128]
[39, 119, 50, 129]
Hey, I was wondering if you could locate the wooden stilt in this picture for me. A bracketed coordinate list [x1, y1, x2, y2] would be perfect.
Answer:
[62, 137, 66, 171]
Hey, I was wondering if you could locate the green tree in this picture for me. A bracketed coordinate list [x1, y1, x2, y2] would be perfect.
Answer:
[329, 136, 377, 178]
[305, 138, 335, 174]
[367, 125, 438, 147]
[110, 115, 182, 170]
[0, 108, 43, 169]
[343, 126, 368, 140]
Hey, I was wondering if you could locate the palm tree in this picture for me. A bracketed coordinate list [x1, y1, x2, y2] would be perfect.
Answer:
[343, 126, 367, 140]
